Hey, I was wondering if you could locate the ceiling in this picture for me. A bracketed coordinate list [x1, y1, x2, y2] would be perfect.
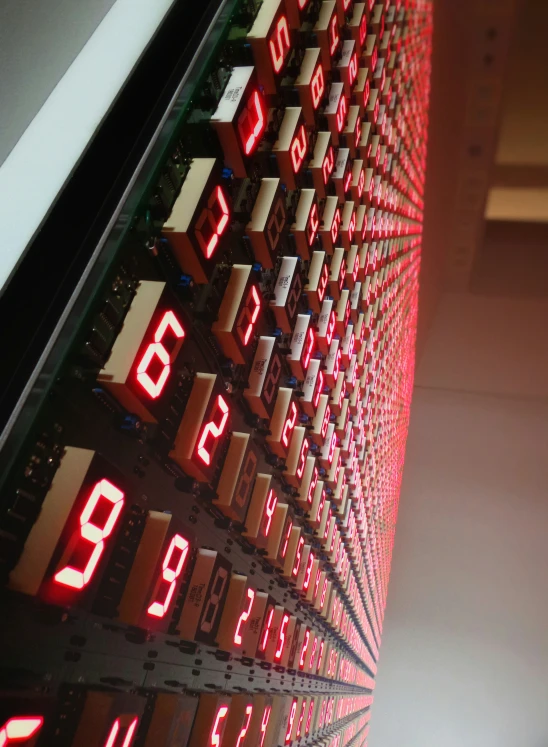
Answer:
[417, 0, 548, 352]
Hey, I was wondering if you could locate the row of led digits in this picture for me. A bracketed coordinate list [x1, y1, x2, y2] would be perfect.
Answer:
[0, 690, 372, 747]
[3, 0, 433, 742]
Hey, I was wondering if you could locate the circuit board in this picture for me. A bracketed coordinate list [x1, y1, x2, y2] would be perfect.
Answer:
[0, 0, 432, 745]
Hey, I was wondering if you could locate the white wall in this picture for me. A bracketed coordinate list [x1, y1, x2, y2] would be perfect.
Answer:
[369, 293, 548, 747]
[0, 0, 117, 166]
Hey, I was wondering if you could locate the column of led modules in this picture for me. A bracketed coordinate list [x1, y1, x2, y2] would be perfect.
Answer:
[1, 0, 433, 742]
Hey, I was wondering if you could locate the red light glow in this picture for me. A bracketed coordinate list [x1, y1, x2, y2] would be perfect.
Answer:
[285, 700, 298, 744]
[292, 536, 305, 577]
[0, 717, 43, 746]
[315, 489, 325, 524]
[210, 706, 229, 747]
[331, 208, 341, 244]
[275, 613, 290, 660]
[290, 125, 308, 173]
[313, 369, 324, 408]
[306, 202, 319, 246]
[359, 15, 367, 46]
[262, 489, 278, 537]
[147, 534, 190, 618]
[195, 186, 230, 260]
[234, 588, 255, 645]
[136, 310, 185, 399]
[329, 14, 340, 56]
[305, 700, 315, 733]
[336, 94, 348, 133]
[318, 263, 329, 303]
[196, 395, 230, 466]
[238, 90, 266, 156]
[104, 717, 139, 747]
[259, 707, 271, 747]
[259, 606, 275, 652]
[299, 629, 310, 668]
[54, 478, 124, 590]
[321, 403, 331, 439]
[281, 402, 298, 448]
[280, 520, 293, 558]
[307, 467, 318, 506]
[303, 327, 315, 370]
[296, 438, 309, 479]
[322, 146, 335, 184]
[303, 550, 315, 589]
[326, 311, 336, 345]
[269, 15, 291, 73]
[348, 52, 358, 87]
[235, 706, 253, 747]
[311, 62, 325, 109]
[236, 285, 261, 346]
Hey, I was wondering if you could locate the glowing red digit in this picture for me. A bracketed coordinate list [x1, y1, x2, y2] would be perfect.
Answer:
[322, 146, 334, 184]
[357, 169, 365, 198]
[321, 404, 331, 439]
[305, 700, 315, 733]
[147, 534, 189, 618]
[0, 717, 43, 746]
[338, 258, 347, 291]
[336, 94, 348, 132]
[358, 14, 367, 46]
[296, 438, 309, 479]
[302, 328, 315, 371]
[234, 588, 255, 645]
[210, 706, 229, 747]
[196, 395, 230, 466]
[292, 536, 305, 577]
[195, 186, 230, 260]
[136, 310, 185, 399]
[259, 707, 271, 747]
[275, 613, 290, 660]
[333, 349, 341, 379]
[306, 202, 319, 246]
[235, 705, 253, 747]
[281, 402, 298, 448]
[269, 15, 290, 73]
[280, 520, 293, 558]
[316, 639, 325, 673]
[310, 62, 325, 109]
[290, 125, 308, 173]
[354, 114, 361, 147]
[315, 265, 328, 306]
[299, 629, 310, 668]
[348, 52, 358, 87]
[330, 208, 341, 244]
[329, 14, 340, 56]
[104, 717, 139, 747]
[363, 78, 370, 109]
[315, 489, 325, 524]
[320, 576, 328, 608]
[54, 479, 124, 590]
[237, 90, 266, 156]
[296, 699, 307, 737]
[236, 286, 261, 346]
[313, 369, 324, 408]
[262, 489, 278, 536]
[285, 700, 298, 744]
[259, 606, 275, 651]
[303, 550, 315, 589]
[307, 467, 318, 506]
